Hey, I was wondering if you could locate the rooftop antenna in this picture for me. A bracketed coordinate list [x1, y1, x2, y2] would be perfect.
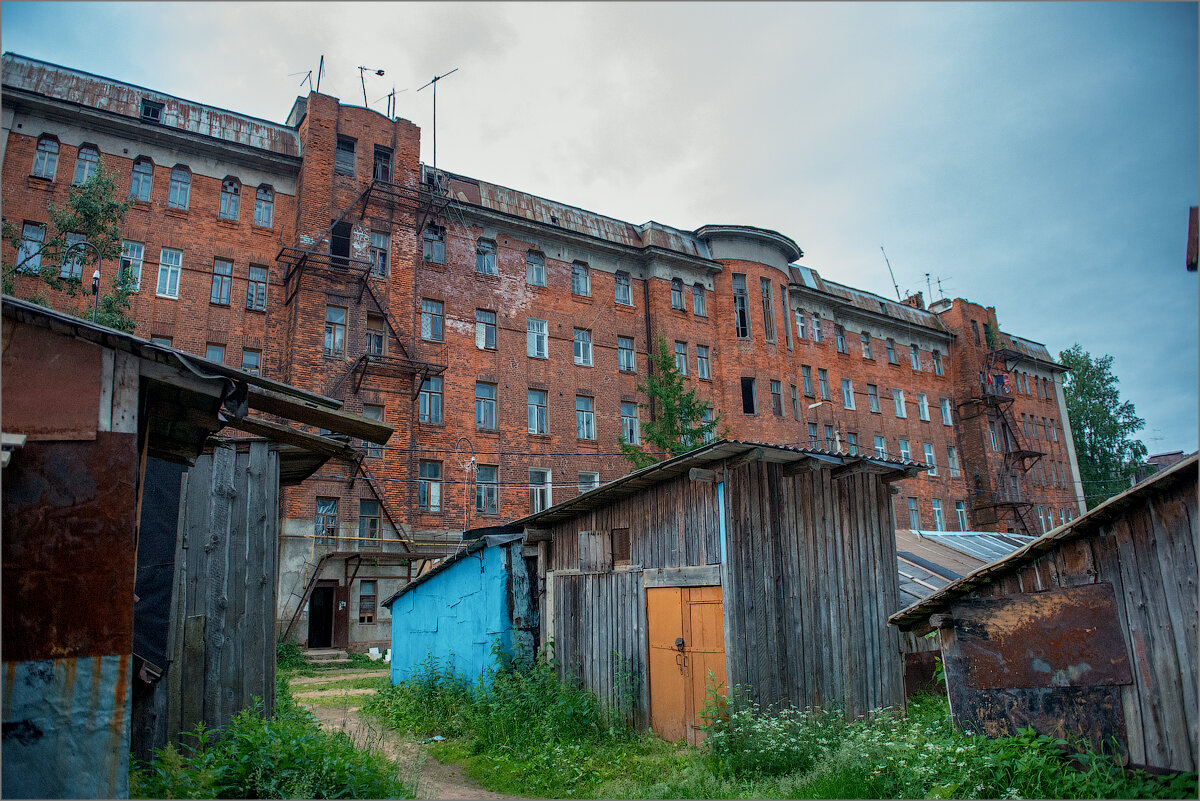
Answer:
[880, 246, 902, 301]
[417, 68, 458, 170]
[925, 272, 933, 301]
[288, 69, 314, 92]
[316, 55, 324, 93]
[374, 85, 409, 118]
[936, 276, 947, 301]
[358, 65, 385, 108]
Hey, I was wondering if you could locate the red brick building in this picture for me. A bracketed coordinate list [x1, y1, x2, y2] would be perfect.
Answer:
[2, 53, 1086, 650]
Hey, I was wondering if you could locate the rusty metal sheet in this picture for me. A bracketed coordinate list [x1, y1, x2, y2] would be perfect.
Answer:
[950, 686, 1126, 756]
[2, 433, 139, 661]
[950, 583, 1132, 689]
[1, 319, 101, 441]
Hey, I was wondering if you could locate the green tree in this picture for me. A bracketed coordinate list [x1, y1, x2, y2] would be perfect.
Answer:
[1059, 344, 1148, 509]
[619, 333, 722, 469]
[3, 160, 137, 331]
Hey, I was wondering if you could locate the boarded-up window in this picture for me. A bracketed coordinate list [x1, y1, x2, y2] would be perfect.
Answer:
[612, 528, 631, 567]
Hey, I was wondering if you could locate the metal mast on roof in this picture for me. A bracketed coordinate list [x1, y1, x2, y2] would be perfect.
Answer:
[417, 68, 458, 170]
[359, 65, 385, 108]
[881, 246, 902, 301]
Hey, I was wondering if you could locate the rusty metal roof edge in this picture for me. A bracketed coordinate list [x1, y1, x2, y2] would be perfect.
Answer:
[694, 224, 803, 262]
[789, 280, 953, 338]
[990, 345, 1066, 373]
[889, 453, 1200, 629]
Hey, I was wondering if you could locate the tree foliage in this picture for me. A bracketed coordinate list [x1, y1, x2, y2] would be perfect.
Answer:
[3, 160, 137, 331]
[619, 333, 722, 469]
[1059, 344, 1147, 509]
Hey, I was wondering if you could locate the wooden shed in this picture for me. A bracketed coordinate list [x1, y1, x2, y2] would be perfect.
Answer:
[520, 440, 924, 744]
[891, 454, 1198, 773]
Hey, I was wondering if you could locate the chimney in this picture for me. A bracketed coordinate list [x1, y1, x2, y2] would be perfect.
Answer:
[901, 291, 925, 310]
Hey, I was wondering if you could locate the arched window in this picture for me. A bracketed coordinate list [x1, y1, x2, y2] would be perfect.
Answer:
[219, 177, 240, 219]
[692, 282, 707, 316]
[32, 136, 59, 179]
[129, 158, 154, 201]
[167, 165, 191, 209]
[73, 145, 100, 185]
[253, 185, 274, 227]
[670, 278, 684, 310]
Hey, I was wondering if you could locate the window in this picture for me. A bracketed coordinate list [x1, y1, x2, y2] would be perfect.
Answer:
[16, 222, 44, 274]
[740, 377, 757, 414]
[917, 393, 929, 421]
[886, 338, 898, 364]
[782, 284, 792, 349]
[528, 390, 548, 434]
[693, 283, 707, 316]
[356, 500, 380, 549]
[801, 365, 814, 397]
[358, 579, 377, 623]
[1035, 376, 1043, 398]
[842, 378, 855, 409]
[526, 251, 545, 286]
[210, 258, 232, 305]
[475, 383, 497, 431]
[924, 443, 937, 475]
[365, 314, 386, 355]
[324, 306, 347, 356]
[1037, 507, 1046, 533]
[732, 274, 750, 338]
[932, 499, 945, 531]
[575, 329, 594, 366]
[73, 145, 99, 185]
[843, 432, 856, 455]
[817, 369, 830, 401]
[948, 446, 961, 478]
[576, 396, 595, 439]
[218, 178, 240, 219]
[120, 240, 144, 291]
[475, 310, 496, 350]
[140, 98, 163, 122]
[1043, 417, 1052, 440]
[956, 501, 968, 531]
[421, 299, 444, 341]
[476, 238, 497, 276]
[867, 384, 880, 413]
[32, 136, 58, 179]
[615, 271, 632, 305]
[892, 389, 906, 418]
[362, 405, 384, 457]
[790, 384, 800, 420]
[940, 397, 953, 426]
[151, 336, 172, 347]
[971, 320, 981, 346]
[621, 401, 640, 445]
[899, 439, 912, 461]
[423, 225, 445, 264]
[578, 472, 600, 493]
[671, 278, 684, 310]
[760, 278, 776, 341]
[335, 136, 355, 175]
[835, 324, 847, 353]
[808, 423, 818, 448]
[157, 247, 182, 298]
[825, 424, 836, 452]
[316, 497, 338, 545]
[932, 349, 944, 376]
[1051, 420, 1058, 442]
[874, 435, 887, 459]
[795, 309, 807, 339]
[910, 343, 921, 370]
[129, 158, 153, 201]
[907, 497, 920, 529]
[205, 343, 226, 364]
[812, 313, 823, 342]
[861, 330, 872, 359]
[476, 465, 499, 515]
[373, 145, 393, 181]
[60, 233, 86, 279]
[674, 341, 687, 374]
[419, 376, 443, 424]
[529, 469, 552, 513]
[701, 407, 716, 444]
[526, 318, 548, 358]
[696, 345, 711, 379]
[167, 165, 190, 209]
[572, 262, 591, 296]
[418, 461, 442, 511]
[989, 420, 999, 451]
[367, 231, 389, 277]
[618, 336, 636, 372]
[770, 380, 783, 416]
[612, 528, 631, 567]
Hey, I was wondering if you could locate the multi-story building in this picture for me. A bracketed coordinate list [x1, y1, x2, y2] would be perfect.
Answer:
[2, 53, 1086, 651]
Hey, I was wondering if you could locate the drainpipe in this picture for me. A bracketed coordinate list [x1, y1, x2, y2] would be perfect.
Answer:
[642, 273, 656, 422]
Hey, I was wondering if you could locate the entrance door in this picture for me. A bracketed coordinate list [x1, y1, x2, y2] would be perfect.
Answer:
[308, 585, 335, 648]
[647, 585, 726, 745]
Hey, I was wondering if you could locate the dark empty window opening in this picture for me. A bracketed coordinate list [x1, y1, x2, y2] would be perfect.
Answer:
[373, 145, 393, 182]
[140, 99, 163, 123]
[335, 137, 356, 176]
[741, 377, 757, 414]
[612, 528, 631, 567]
[330, 221, 351, 268]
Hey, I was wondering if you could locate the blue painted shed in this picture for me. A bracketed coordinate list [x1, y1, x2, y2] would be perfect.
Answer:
[382, 530, 537, 685]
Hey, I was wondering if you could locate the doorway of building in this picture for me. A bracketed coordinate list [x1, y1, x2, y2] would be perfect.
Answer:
[646, 585, 726, 745]
[308, 584, 335, 648]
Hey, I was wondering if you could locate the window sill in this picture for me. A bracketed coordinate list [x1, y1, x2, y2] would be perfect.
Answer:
[527, 432, 551, 439]
[475, 271, 500, 282]
[165, 207, 189, 218]
[210, 302, 231, 308]
[27, 175, 54, 189]
[475, 428, 499, 436]
[573, 361, 594, 368]
[251, 222, 274, 233]
[571, 294, 594, 303]
[419, 421, 446, 429]
[614, 302, 637, 312]
[130, 200, 152, 212]
[619, 369, 637, 375]
[217, 217, 239, 227]
[422, 259, 446, 270]
[246, 307, 267, 315]
[156, 293, 178, 300]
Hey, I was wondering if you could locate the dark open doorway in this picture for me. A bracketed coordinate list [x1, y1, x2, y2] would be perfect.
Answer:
[308, 584, 335, 648]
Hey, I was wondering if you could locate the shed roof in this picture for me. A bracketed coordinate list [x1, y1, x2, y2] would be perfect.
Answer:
[890, 453, 1199, 630]
[895, 529, 1034, 609]
[381, 530, 524, 608]
[514, 440, 926, 528]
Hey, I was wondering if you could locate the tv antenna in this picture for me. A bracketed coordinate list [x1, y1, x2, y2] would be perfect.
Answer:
[880, 246, 902, 301]
[288, 69, 314, 92]
[417, 68, 458, 170]
[358, 65, 385, 108]
[925, 272, 933, 301]
[374, 85, 409, 118]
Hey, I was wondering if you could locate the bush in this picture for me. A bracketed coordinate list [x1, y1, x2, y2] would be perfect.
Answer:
[275, 640, 309, 673]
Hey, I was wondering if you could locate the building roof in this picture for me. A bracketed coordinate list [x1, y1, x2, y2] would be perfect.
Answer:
[890, 453, 1199, 631]
[513, 440, 926, 528]
[381, 530, 524, 607]
[895, 529, 1034, 609]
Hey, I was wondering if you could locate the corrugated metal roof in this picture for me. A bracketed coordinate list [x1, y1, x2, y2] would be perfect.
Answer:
[915, 530, 1036, 562]
[893, 529, 1032, 610]
[817, 276, 949, 330]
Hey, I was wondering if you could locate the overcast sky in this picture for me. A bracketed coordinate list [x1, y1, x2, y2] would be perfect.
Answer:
[4, 1, 1197, 451]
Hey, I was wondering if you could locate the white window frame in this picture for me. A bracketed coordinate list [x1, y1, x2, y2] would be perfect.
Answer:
[924, 443, 937, 475]
[529, 468, 552, 513]
[899, 439, 912, 461]
[421, 298, 444, 342]
[574, 328, 593, 366]
[696, 345, 711, 379]
[157, 247, 182, 298]
[526, 251, 545, 286]
[893, 388, 906, 418]
[941, 397, 953, 426]
[476, 309, 497, 350]
[528, 389, 548, 434]
[621, 401, 640, 445]
[572, 261, 591, 296]
[907, 497, 920, 529]
[120, 240, 145, 291]
[476, 465, 499, 515]
[917, 393, 929, 421]
[874, 435, 886, 459]
[948, 446, 961, 478]
[956, 501, 968, 531]
[576, 396, 595, 440]
[674, 341, 687, 375]
[618, 336, 636, 372]
[692, 283, 707, 316]
[867, 384, 880, 413]
[931, 499, 945, 531]
[476, 238, 498, 276]
[578, 472, 600, 493]
[615, 271, 632, 305]
[527, 318, 548, 359]
[841, 378, 855, 410]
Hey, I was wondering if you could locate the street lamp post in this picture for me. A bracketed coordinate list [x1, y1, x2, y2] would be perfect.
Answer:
[64, 241, 103, 324]
[807, 400, 841, 453]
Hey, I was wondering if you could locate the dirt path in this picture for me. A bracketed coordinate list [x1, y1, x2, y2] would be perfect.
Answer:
[292, 669, 518, 800]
